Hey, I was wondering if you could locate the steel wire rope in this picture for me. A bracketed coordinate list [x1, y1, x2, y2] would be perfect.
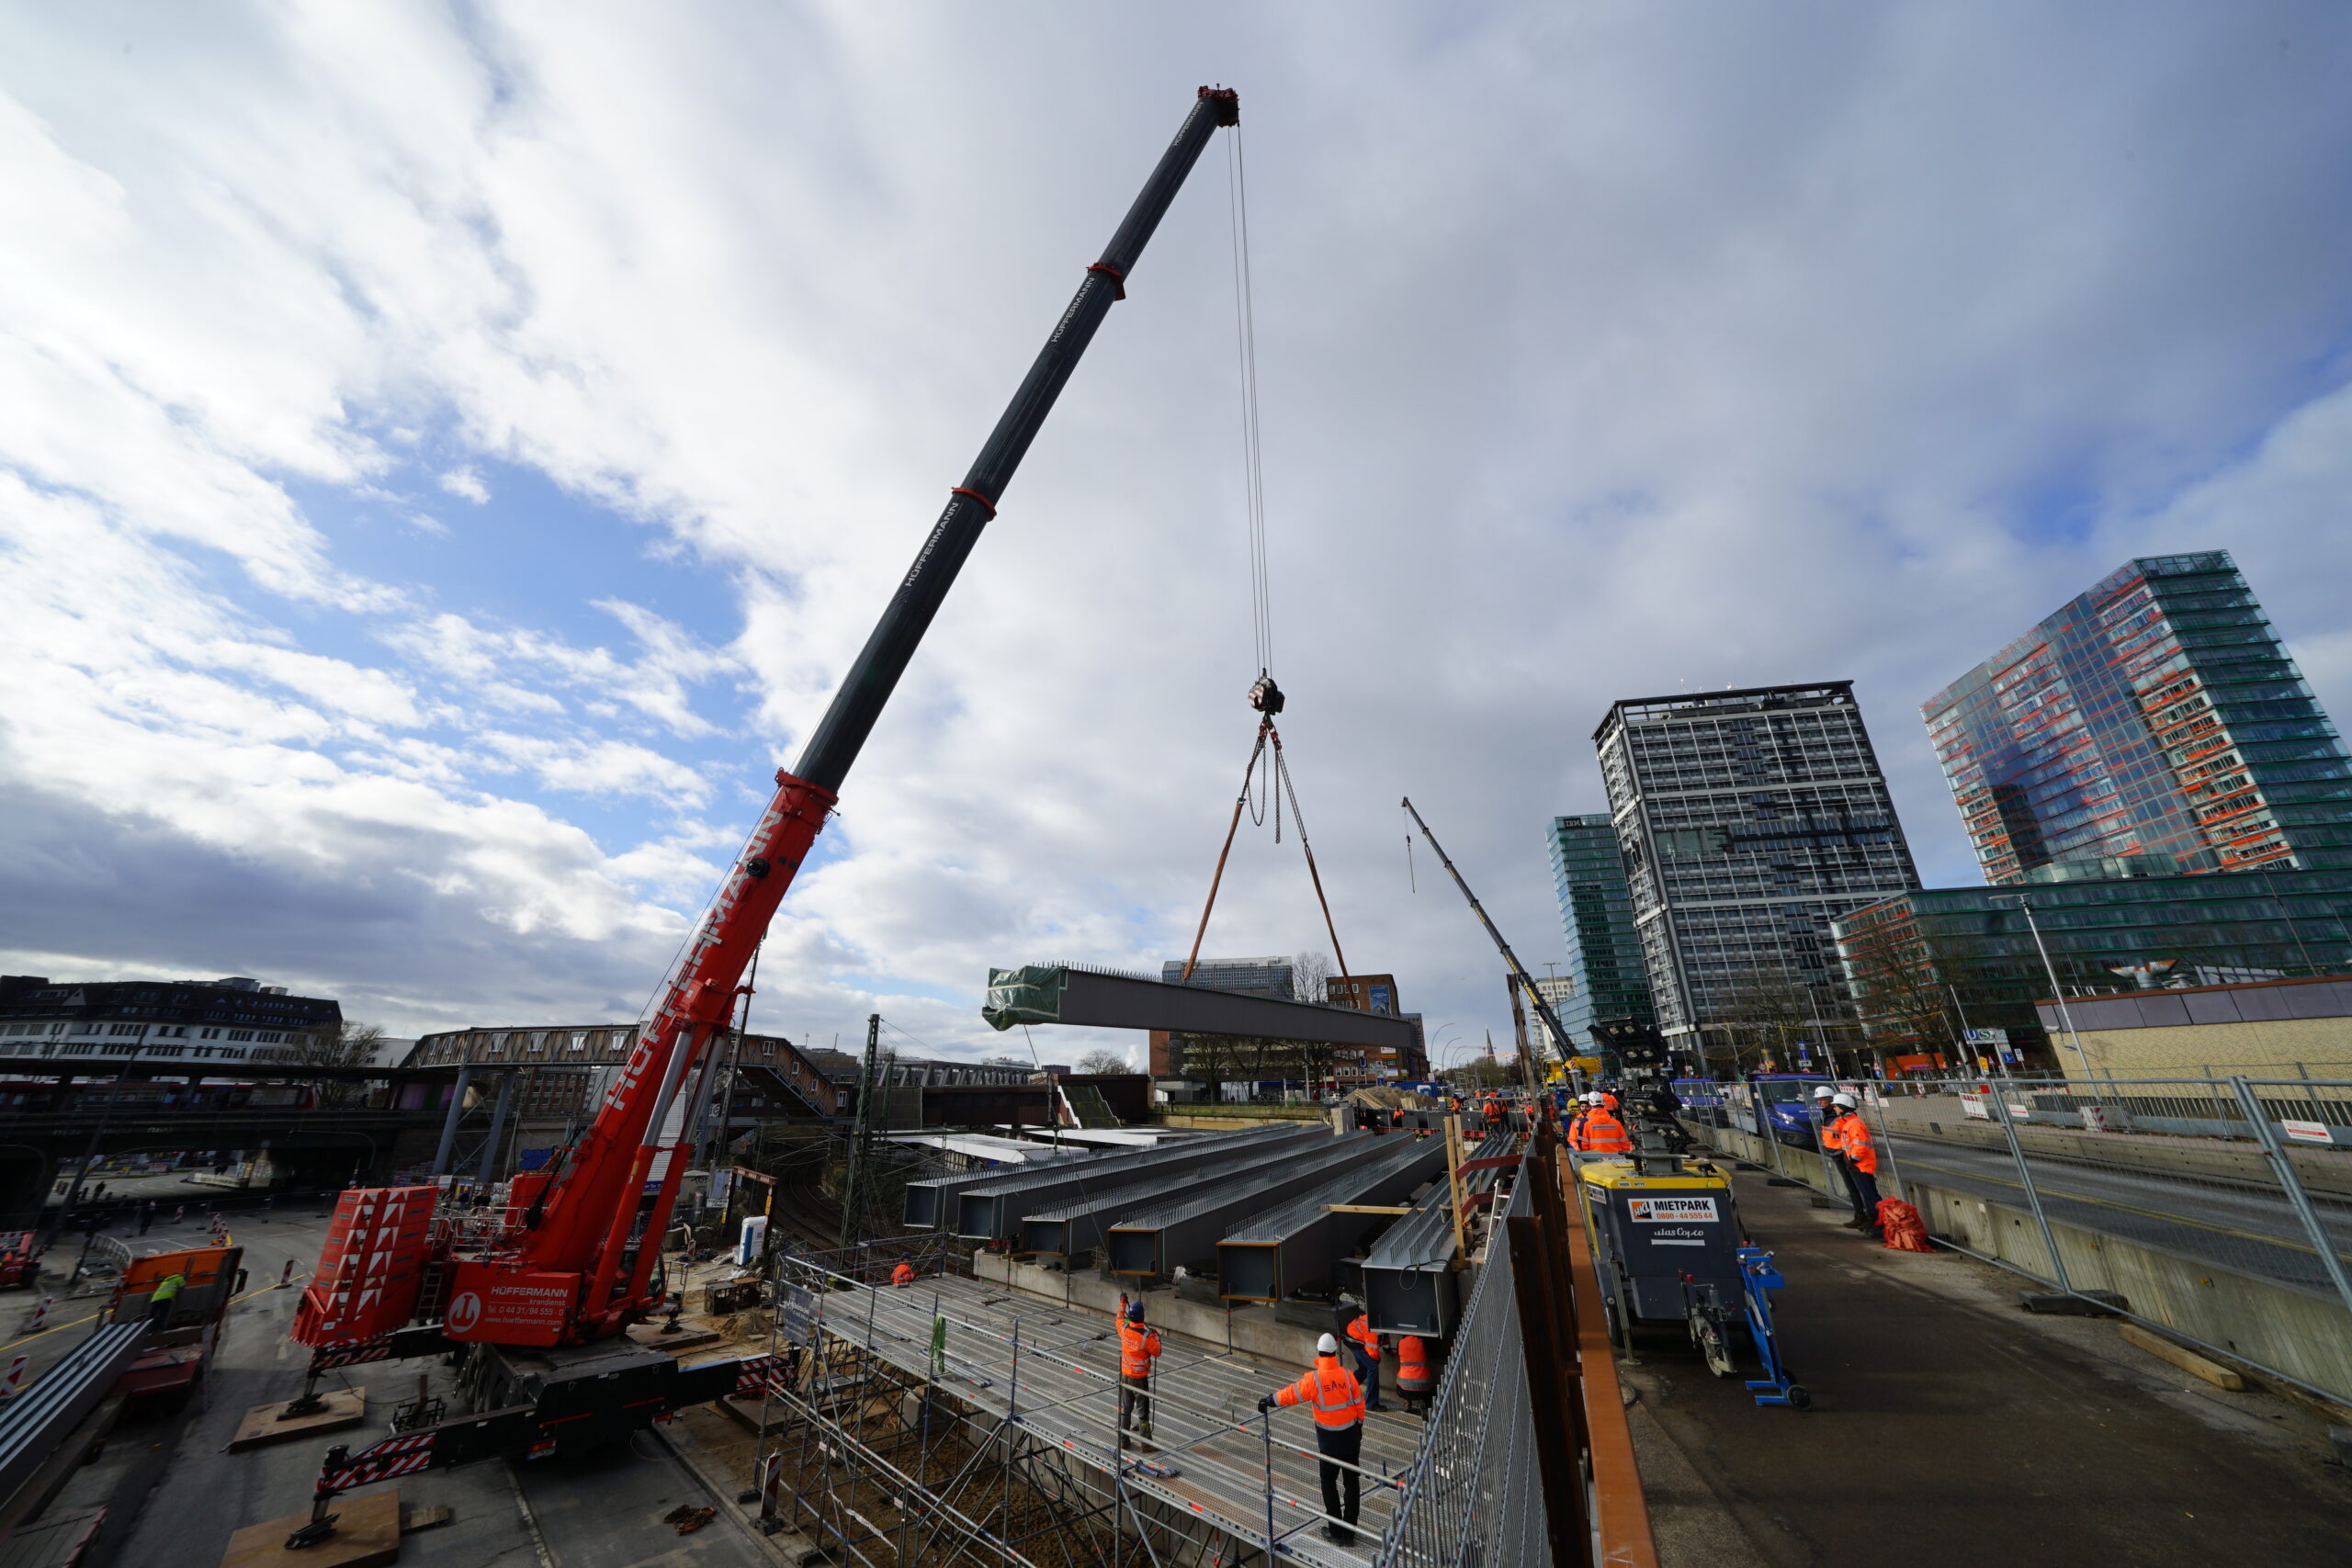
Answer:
[1227, 125, 1272, 680]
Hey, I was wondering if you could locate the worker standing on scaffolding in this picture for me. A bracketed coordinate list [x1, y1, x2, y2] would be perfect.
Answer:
[1260, 1334, 1366, 1546]
[1117, 1300, 1162, 1452]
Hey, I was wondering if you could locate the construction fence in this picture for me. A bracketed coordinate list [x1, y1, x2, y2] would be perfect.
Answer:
[727, 1135, 1656, 1568]
[1679, 1073, 2352, 1406]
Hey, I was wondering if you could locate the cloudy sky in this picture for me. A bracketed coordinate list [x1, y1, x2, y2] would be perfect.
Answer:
[6, 4, 2352, 1066]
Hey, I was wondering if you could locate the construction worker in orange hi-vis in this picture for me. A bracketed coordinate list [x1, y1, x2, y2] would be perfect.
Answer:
[1815, 1085, 1866, 1227]
[1117, 1300, 1163, 1450]
[1563, 1092, 1591, 1150]
[1481, 1094, 1504, 1132]
[1260, 1334, 1366, 1545]
[891, 1259, 917, 1288]
[1578, 1097, 1633, 1155]
[1395, 1333, 1434, 1416]
[1336, 1303, 1385, 1412]
[1829, 1093, 1883, 1235]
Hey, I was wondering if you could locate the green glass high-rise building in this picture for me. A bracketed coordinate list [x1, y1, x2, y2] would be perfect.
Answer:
[1924, 551, 2352, 883]
[1547, 814, 1655, 1049]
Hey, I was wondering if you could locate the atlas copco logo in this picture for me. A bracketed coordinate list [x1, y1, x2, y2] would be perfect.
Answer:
[447, 1291, 483, 1334]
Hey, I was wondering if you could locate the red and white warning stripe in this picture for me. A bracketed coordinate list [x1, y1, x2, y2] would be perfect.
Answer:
[318, 1430, 436, 1495]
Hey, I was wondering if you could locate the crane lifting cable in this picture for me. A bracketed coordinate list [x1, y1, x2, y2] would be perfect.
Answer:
[1177, 138, 1355, 999]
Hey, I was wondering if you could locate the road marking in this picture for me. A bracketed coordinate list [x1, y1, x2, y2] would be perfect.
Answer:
[1902, 1156, 2352, 1263]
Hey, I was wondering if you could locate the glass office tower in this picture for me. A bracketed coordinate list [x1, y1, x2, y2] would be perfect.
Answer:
[1595, 682, 1923, 1050]
[1546, 814, 1655, 1049]
[1924, 552, 2352, 885]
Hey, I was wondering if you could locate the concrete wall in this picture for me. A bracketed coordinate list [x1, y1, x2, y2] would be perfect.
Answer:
[1909, 1178, 2352, 1407]
[1697, 1123, 1879, 1200]
[1153, 1107, 1328, 1130]
[1875, 1100, 2352, 1199]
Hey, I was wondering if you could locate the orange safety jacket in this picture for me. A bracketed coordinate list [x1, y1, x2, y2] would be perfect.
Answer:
[1833, 1112, 1877, 1174]
[891, 1261, 916, 1286]
[1598, 1091, 1619, 1110]
[1118, 1319, 1163, 1378]
[1564, 1110, 1589, 1149]
[1396, 1335, 1432, 1393]
[1817, 1103, 1845, 1154]
[1276, 1355, 1365, 1428]
[1579, 1109, 1633, 1154]
[1343, 1314, 1381, 1363]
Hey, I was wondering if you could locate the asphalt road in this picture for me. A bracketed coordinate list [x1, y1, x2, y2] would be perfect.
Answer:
[1623, 1168, 2352, 1568]
[8, 1199, 770, 1568]
[1880, 1130, 2352, 1296]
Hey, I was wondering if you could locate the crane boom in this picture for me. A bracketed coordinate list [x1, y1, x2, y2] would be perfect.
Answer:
[296, 87, 1242, 1353]
[1399, 795, 1578, 1075]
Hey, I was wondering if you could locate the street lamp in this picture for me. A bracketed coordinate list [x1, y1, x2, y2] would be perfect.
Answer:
[1989, 894, 2100, 1100]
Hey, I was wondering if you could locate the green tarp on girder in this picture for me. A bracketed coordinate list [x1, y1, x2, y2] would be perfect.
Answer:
[982, 965, 1066, 1031]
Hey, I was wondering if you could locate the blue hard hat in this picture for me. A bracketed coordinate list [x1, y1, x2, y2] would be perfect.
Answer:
[1126, 1301, 1145, 1322]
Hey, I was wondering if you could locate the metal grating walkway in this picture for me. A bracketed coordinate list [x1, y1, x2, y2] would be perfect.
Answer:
[799, 1270, 1434, 1566]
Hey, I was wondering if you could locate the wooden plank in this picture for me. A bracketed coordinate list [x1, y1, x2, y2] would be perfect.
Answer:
[228, 1390, 367, 1452]
[1321, 1204, 1411, 1215]
[221, 1489, 400, 1568]
[2119, 1323, 2247, 1391]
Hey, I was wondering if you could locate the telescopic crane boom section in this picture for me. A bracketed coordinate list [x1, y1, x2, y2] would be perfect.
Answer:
[1400, 795, 1576, 1074]
[295, 86, 1241, 1356]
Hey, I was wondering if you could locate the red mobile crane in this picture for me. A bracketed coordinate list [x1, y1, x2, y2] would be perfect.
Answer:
[284, 87, 1241, 1540]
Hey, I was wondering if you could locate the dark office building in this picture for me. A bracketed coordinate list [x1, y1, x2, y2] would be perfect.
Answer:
[0, 974, 342, 1070]
[1546, 814, 1656, 1049]
[1923, 551, 2352, 885]
[1595, 682, 1923, 1053]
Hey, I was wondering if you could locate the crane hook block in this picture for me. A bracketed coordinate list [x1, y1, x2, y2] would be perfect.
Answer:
[1248, 674, 1284, 716]
[1198, 85, 1240, 127]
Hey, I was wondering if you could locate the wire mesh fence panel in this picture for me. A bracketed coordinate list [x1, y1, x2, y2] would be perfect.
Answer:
[1374, 1180, 1545, 1568]
[1883, 1072, 2352, 1404]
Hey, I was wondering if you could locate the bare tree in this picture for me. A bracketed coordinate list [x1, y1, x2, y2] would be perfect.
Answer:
[1073, 1047, 1129, 1076]
[1291, 952, 1335, 1006]
[290, 1021, 387, 1106]
[1708, 969, 1855, 1076]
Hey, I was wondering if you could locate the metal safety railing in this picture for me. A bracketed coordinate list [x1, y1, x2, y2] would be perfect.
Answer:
[1374, 1179, 1544, 1568]
[729, 1130, 1655, 1567]
[1679, 1072, 2352, 1407]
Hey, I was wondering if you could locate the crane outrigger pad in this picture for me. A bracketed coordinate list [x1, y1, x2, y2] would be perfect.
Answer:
[982, 964, 1416, 1050]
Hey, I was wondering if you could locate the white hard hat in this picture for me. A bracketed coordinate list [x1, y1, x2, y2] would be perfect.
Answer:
[1317, 1333, 1340, 1355]
[1811, 1085, 1836, 1098]
[1831, 1092, 1856, 1108]
[1584, 1091, 1602, 1104]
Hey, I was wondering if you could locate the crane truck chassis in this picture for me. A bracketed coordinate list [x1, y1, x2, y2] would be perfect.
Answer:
[284, 85, 1242, 1547]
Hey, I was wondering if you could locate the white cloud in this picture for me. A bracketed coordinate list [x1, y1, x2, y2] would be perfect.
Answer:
[4, 2, 2352, 1057]
[439, 467, 490, 503]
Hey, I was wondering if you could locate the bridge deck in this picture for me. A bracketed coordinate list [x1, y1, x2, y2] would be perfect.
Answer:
[808, 1271, 1430, 1566]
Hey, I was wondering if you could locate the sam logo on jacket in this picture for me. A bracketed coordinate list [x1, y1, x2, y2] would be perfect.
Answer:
[447, 1291, 483, 1334]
